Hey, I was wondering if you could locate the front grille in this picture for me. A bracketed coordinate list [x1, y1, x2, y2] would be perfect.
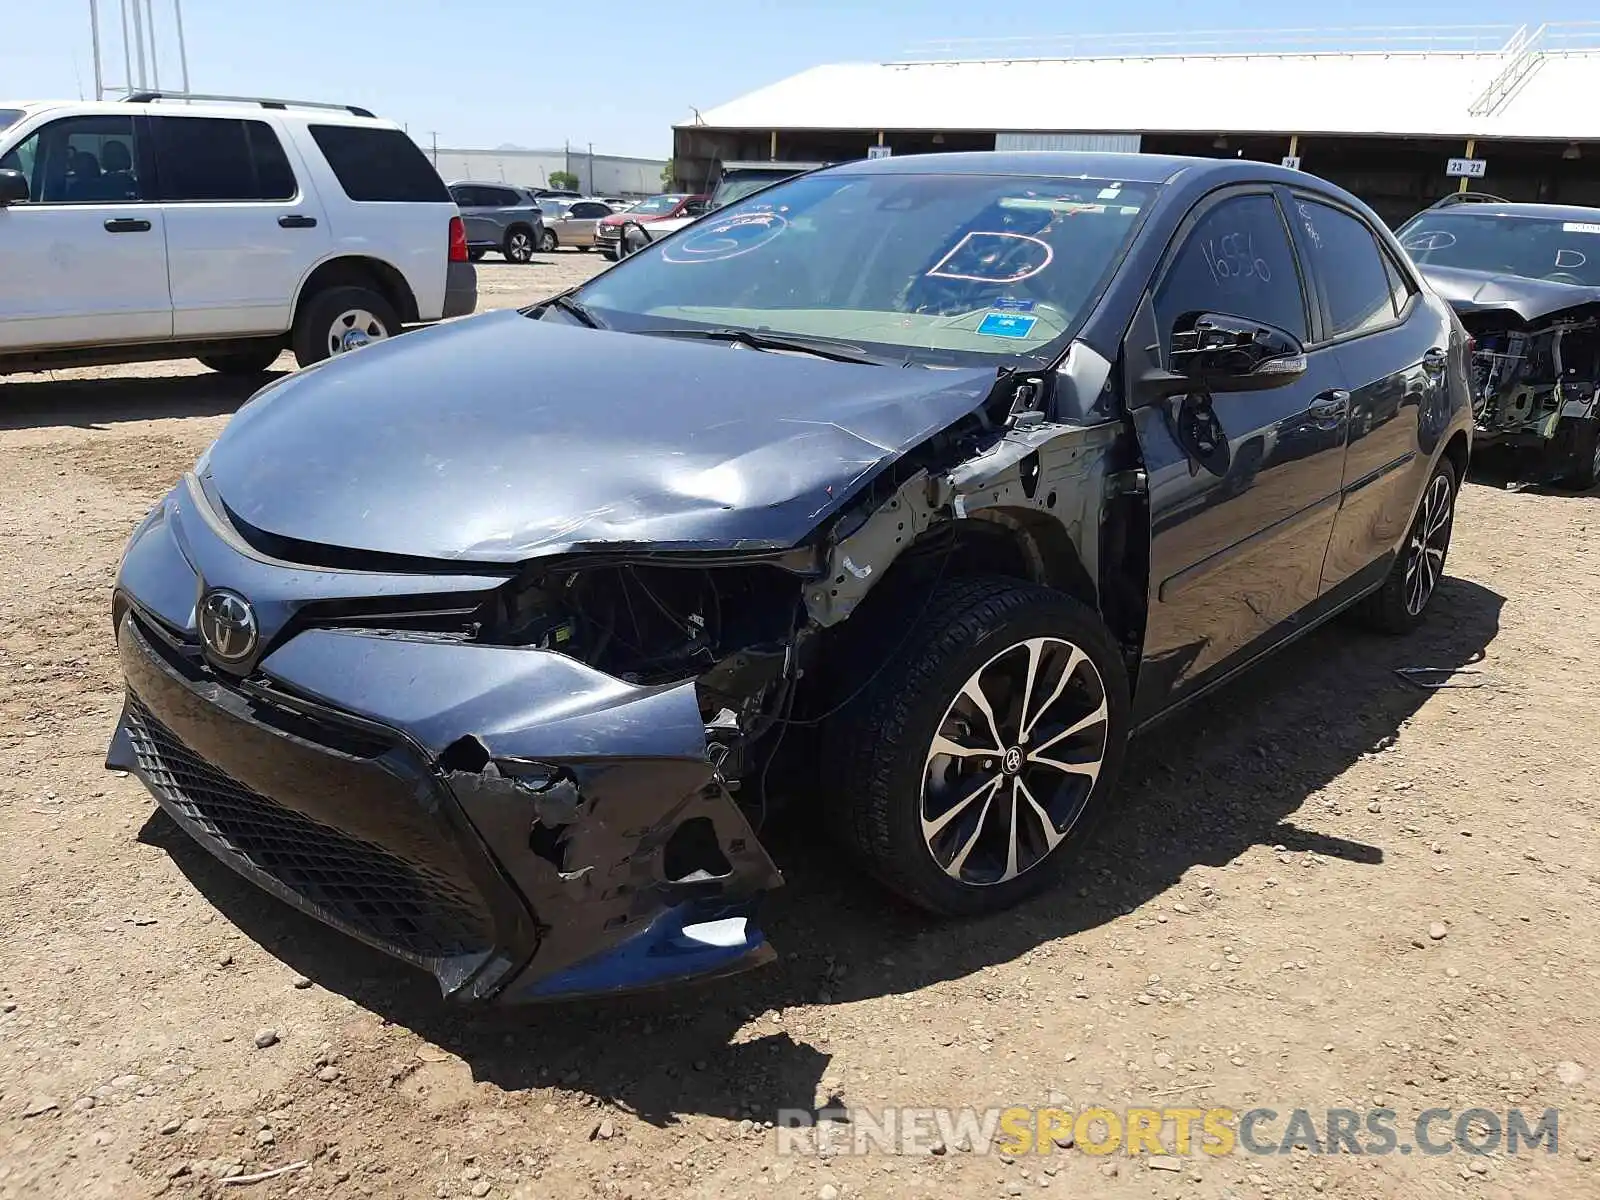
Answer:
[125, 697, 493, 962]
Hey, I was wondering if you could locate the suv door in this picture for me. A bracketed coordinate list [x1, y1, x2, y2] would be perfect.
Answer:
[1127, 188, 1352, 721]
[0, 113, 171, 351]
[450, 185, 496, 249]
[150, 115, 331, 337]
[1283, 194, 1448, 594]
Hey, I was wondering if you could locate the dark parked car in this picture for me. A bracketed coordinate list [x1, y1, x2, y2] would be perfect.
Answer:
[448, 181, 546, 264]
[1397, 193, 1600, 488]
[107, 152, 1471, 1003]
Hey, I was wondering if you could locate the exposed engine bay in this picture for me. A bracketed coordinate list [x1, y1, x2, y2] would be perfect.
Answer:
[1467, 312, 1600, 441]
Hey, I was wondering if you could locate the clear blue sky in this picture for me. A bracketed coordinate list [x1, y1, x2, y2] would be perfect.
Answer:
[5, 2, 1599, 159]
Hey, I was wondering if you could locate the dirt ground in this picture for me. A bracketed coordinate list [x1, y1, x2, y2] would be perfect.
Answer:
[1, 255, 1596, 1200]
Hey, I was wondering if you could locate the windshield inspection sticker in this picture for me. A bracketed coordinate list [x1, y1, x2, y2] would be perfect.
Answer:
[977, 312, 1038, 339]
[1562, 222, 1600, 235]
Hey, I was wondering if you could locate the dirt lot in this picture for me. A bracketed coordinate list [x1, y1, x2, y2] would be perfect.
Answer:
[2, 256, 1597, 1200]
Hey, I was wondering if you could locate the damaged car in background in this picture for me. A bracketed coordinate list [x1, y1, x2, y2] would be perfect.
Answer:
[108, 152, 1471, 1003]
[1399, 193, 1600, 488]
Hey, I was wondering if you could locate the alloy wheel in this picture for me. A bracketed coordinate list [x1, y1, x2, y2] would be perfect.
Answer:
[921, 636, 1109, 887]
[538, 230, 558, 252]
[1404, 471, 1454, 615]
[326, 309, 389, 358]
[507, 231, 534, 262]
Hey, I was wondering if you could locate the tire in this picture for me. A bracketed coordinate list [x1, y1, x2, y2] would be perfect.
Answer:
[1355, 456, 1458, 634]
[503, 226, 536, 264]
[820, 576, 1131, 917]
[290, 285, 399, 369]
[538, 229, 558, 253]
[1562, 420, 1600, 491]
[196, 345, 282, 375]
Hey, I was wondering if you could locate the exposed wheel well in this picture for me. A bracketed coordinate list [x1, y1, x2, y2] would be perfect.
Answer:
[294, 256, 419, 326]
[505, 222, 533, 239]
[1442, 430, 1470, 484]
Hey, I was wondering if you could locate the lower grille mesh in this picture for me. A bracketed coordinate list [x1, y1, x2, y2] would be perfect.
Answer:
[125, 697, 492, 961]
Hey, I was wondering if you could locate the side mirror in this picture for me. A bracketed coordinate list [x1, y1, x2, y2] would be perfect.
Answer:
[0, 169, 29, 206]
[1168, 313, 1307, 392]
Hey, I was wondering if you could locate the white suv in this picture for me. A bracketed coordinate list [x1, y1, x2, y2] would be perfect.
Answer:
[0, 93, 476, 376]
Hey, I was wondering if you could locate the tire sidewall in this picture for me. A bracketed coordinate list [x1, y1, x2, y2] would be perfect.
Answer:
[291, 286, 399, 369]
[505, 228, 534, 263]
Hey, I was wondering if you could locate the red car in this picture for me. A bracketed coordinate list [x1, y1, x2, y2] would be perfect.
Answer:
[595, 193, 708, 255]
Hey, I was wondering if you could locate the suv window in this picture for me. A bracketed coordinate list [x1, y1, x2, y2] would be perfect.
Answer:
[485, 186, 520, 208]
[1294, 198, 1397, 339]
[0, 114, 143, 204]
[1155, 193, 1308, 350]
[308, 125, 448, 203]
[150, 116, 296, 202]
[570, 201, 610, 219]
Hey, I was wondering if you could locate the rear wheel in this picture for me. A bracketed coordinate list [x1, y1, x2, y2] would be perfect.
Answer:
[503, 227, 536, 263]
[821, 576, 1130, 916]
[290, 285, 399, 369]
[1355, 456, 1458, 633]
[196, 345, 282, 375]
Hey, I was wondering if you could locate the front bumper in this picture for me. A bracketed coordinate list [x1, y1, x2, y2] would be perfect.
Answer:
[105, 479, 781, 1003]
[442, 260, 478, 319]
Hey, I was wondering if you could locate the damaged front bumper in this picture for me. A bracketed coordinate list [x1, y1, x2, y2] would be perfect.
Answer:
[105, 482, 782, 1003]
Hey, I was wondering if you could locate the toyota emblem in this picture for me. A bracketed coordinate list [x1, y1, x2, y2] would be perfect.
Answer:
[197, 589, 258, 664]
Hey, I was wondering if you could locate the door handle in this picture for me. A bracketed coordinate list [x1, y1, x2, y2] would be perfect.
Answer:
[278, 214, 318, 229]
[103, 217, 151, 233]
[1309, 389, 1350, 423]
[1422, 347, 1449, 374]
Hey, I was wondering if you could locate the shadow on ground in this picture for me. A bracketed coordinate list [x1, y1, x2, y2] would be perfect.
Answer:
[0, 369, 282, 431]
[141, 574, 1504, 1129]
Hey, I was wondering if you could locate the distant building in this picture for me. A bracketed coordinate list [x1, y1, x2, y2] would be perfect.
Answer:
[430, 145, 666, 197]
[671, 22, 1600, 226]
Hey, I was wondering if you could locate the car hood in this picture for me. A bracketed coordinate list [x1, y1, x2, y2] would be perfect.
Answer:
[203, 310, 1000, 563]
[1417, 264, 1600, 323]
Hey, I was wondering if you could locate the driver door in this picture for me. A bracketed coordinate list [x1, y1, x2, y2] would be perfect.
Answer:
[1127, 188, 1351, 723]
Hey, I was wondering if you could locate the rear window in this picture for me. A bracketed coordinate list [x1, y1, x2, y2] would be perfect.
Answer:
[307, 124, 448, 203]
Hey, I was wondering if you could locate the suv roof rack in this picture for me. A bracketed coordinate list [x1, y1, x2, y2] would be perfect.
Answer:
[122, 91, 376, 119]
[1428, 191, 1511, 210]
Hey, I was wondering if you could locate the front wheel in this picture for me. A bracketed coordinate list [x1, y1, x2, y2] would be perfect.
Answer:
[290, 285, 399, 369]
[821, 576, 1131, 916]
[1355, 456, 1458, 633]
[1562, 420, 1600, 491]
[537, 229, 558, 253]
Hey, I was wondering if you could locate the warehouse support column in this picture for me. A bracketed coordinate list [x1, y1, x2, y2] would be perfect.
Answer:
[1459, 139, 1476, 194]
[770, 131, 777, 161]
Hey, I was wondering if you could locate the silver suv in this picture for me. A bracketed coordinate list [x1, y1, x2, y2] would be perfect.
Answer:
[448, 181, 546, 264]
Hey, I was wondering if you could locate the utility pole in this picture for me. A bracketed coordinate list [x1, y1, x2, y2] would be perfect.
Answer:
[89, 0, 104, 98]
[427, 131, 439, 167]
[588, 142, 594, 194]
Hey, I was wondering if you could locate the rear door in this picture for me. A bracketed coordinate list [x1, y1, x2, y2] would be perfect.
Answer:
[1128, 188, 1351, 722]
[0, 112, 171, 350]
[1283, 194, 1443, 593]
[562, 200, 612, 247]
[152, 114, 331, 337]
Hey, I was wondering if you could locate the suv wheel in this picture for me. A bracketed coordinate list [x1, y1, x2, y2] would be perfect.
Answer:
[822, 576, 1130, 916]
[291, 285, 399, 369]
[1356, 457, 1458, 633]
[538, 229, 559, 253]
[197, 346, 282, 375]
[1564, 421, 1600, 491]
[504, 227, 536, 263]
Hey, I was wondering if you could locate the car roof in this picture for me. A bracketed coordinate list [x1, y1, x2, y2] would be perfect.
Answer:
[1419, 200, 1600, 223]
[0, 98, 395, 129]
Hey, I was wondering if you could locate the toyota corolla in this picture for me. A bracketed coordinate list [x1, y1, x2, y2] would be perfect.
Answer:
[108, 153, 1472, 1003]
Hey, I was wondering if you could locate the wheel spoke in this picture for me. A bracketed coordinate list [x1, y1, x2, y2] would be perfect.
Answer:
[1030, 697, 1109, 758]
[1002, 780, 1022, 880]
[923, 775, 1000, 841]
[945, 785, 997, 879]
[1027, 752, 1101, 784]
[929, 732, 999, 760]
[1021, 643, 1084, 740]
[960, 674, 1006, 752]
[1016, 776, 1066, 852]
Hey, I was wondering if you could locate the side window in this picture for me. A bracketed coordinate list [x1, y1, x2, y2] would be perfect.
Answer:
[1154, 193, 1308, 353]
[150, 117, 297, 202]
[572, 201, 609, 219]
[1381, 248, 1414, 317]
[488, 187, 520, 208]
[0, 115, 143, 204]
[683, 199, 708, 216]
[449, 185, 479, 207]
[307, 125, 449, 203]
[1294, 199, 1398, 338]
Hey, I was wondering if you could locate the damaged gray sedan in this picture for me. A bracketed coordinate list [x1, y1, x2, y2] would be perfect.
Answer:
[108, 152, 1472, 1002]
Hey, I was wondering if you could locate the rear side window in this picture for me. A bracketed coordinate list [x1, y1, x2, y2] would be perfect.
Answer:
[1155, 193, 1308, 348]
[485, 186, 520, 207]
[308, 125, 448, 202]
[150, 117, 297, 202]
[1294, 199, 1399, 339]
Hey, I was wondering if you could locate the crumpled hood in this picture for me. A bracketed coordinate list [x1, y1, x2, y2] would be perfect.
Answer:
[1418, 264, 1600, 323]
[204, 310, 999, 563]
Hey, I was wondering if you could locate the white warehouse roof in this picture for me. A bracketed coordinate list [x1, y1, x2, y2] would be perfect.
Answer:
[692, 22, 1600, 142]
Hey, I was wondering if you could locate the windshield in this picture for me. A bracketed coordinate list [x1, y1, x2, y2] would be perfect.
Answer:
[572, 171, 1155, 367]
[1398, 210, 1600, 286]
[629, 194, 683, 215]
[0, 109, 22, 135]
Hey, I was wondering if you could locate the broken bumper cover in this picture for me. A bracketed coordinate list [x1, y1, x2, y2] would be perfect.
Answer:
[105, 484, 781, 1003]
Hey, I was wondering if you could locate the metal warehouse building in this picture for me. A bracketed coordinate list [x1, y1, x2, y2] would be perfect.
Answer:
[429, 145, 667, 197]
[671, 22, 1600, 226]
